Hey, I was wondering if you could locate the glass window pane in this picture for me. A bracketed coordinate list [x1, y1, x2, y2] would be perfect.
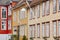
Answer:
[42, 2, 45, 16]
[53, 21, 57, 36]
[53, 0, 57, 12]
[46, 23, 50, 37]
[37, 24, 40, 37]
[2, 7, 6, 18]
[58, 0, 60, 10]
[42, 23, 45, 37]
[58, 21, 60, 36]
[8, 20, 11, 30]
[1, 21, 6, 30]
[46, 1, 50, 15]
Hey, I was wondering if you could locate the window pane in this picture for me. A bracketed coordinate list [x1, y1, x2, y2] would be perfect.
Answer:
[53, 21, 57, 36]
[1, 21, 6, 30]
[36, 5, 40, 17]
[2, 7, 6, 18]
[13, 12, 16, 21]
[42, 23, 45, 37]
[29, 26, 32, 37]
[46, 23, 50, 37]
[42, 2, 45, 16]
[46, 1, 50, 15]
[8, 5, 12, 15]
[8, 20, 11, 30]
[37, 24, 40, 37]
[53, 0, 57, 12]
[58, 21, 60, 36]
[58, 0, 60, 10]
[13, 26, 17, 35]
[20, 25, 25, 36]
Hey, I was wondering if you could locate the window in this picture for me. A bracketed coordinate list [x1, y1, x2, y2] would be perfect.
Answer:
[29, 25, 35, 38]
[8, 20, 11, 30]
[32, 7, 35, 19]
[29, 9, 33, 19]
[53, 21, 57, 37]
[13, 12, 16, 21]
[29, 7, 35, 19]
[37, 24, 40, 38]
[46, 1, 50, 15]
[42, 23, 45, 37]
[1, 7, 7, 18]
[13, 26, 17, 35]
[1, 21, 6, 30]
[53, 0, 57, 12]
[58, 0, 60, 10]
[58, 21, 60, 36]
[20, 10, 26, 19]
[42, 2, 45, 16]
[20, 25, 25, 36]
[45, 22, 50, 37]
[8, 5, 12, 16]
[42, 22, 50, 37]
[35, 5, 40, 18]
[29, 26, 32, 37]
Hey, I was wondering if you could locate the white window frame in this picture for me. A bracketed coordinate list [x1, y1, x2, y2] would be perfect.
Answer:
[1, 20, 6, 30]
[8, 20, 11, 30]
[1, 7, 7, 19]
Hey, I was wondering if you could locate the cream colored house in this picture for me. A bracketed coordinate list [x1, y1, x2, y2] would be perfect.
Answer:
[12, 0, 60, 40]
[28, 0, 60, 40]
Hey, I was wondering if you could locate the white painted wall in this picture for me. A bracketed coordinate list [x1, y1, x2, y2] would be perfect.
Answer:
[0, 34, 11, 40]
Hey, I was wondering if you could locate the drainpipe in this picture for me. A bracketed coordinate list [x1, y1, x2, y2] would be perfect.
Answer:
[18, 25, 20, 40]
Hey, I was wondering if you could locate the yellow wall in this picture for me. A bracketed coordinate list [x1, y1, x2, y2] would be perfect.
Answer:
[12, 3, 28, 40]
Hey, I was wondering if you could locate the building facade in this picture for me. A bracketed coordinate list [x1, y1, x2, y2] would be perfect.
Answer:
[0, 0, 18, 40]
[12, 0, 60, 40]
[12, 0, 28, 40]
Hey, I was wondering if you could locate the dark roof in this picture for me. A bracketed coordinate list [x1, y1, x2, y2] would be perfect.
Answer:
[0, 0, 19, 5]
